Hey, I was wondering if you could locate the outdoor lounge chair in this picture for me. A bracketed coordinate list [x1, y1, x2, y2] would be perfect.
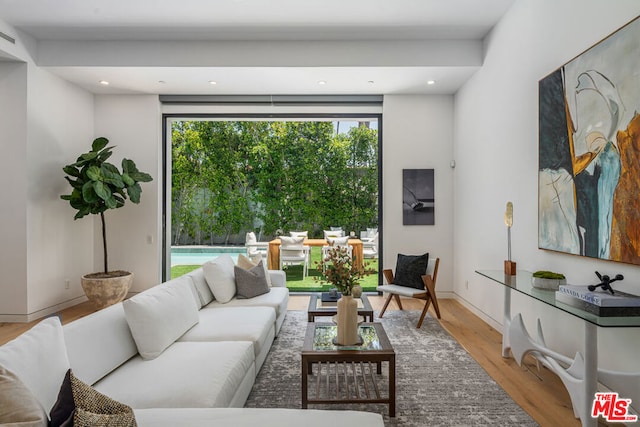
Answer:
[245, 231, 269, 257]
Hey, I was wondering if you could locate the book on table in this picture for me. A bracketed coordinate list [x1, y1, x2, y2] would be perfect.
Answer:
[555, 292, 640, 317]
[555, 285, 640, 317]
[556, 285, 640, 307]
[320, 292, 341, 306]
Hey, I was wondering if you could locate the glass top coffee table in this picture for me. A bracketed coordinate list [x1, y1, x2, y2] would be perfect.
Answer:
[301, 322, 396, 417]
[307, 293, 374, 322]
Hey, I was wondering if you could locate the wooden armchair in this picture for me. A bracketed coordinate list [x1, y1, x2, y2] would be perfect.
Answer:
[377, 257, 440, 328]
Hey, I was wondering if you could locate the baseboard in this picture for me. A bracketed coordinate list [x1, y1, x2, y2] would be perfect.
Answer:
[0, 295, 88, 323]
[435, 291, 455, 299]
[450, 293, 504, 333]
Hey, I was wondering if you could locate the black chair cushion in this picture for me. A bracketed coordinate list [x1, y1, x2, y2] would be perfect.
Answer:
[394, 253, 429, 289]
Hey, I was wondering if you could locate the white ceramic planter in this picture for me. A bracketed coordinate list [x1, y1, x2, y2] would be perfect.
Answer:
[531, 276, 566, 291]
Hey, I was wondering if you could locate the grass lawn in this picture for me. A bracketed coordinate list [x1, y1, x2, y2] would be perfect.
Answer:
[170, 247, 379, 292]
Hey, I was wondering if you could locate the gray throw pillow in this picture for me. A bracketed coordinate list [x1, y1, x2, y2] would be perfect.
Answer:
[394, 253, 429, 289]
[234, 261, 270, 299]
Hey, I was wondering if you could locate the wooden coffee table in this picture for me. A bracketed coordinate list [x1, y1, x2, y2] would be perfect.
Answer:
[307, 293, 374, 322]
[301, 322, 396, 417]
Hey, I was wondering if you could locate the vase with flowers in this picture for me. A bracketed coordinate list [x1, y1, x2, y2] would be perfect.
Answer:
[316, 245, 375, 345]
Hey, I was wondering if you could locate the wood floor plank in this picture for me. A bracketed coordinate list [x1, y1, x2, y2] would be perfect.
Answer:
[1, 294, 591, 425]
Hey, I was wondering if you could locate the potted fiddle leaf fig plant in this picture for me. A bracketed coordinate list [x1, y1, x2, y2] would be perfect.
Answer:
[61, 137, 152, 309]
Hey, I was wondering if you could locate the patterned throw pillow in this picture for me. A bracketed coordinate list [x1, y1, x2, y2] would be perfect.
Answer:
[71, 370, 136, 427]
[394, 253, 429, 289]
[50, 369, 136, 427]
[235, 261, 270, 299]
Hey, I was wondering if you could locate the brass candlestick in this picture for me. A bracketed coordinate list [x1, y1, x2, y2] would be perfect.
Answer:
[504, 201, 516, 275]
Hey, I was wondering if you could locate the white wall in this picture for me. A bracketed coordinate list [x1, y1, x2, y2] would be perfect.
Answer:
[454, 0, 640, 371]
[383, 95, 454, 294]
[0, 23, 95, 321]
[26, 63, 95, 315]
[94, 95, 162, 292]
[0, 61, 28, 316]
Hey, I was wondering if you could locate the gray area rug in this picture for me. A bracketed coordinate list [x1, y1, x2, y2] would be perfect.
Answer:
[245, 310, 538, 426]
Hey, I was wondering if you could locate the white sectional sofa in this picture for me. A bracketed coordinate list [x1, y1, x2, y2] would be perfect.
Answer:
[0, 262, 384, 427]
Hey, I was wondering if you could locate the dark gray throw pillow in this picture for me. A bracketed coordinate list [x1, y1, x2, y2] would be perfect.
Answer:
[394, 253, 429, 289]
[234, 261, 270, 299]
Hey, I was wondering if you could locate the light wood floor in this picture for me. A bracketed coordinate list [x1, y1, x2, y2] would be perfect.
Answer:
[1, 295, 588, 425]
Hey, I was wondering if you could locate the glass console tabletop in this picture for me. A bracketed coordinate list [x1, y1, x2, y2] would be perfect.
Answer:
[476, 270, 640, 328]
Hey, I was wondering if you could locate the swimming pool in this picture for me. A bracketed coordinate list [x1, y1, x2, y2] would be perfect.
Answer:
[170, 246, 247, 266]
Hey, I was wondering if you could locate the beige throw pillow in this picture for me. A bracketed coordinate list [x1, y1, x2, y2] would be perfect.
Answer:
[0, 366, 48, 427]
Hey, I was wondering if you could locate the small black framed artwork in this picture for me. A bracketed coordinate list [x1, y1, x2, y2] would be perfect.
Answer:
[402, 169, 435, 225]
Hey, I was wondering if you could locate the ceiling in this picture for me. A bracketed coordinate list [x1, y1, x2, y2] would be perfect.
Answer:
[0, 0, 514, 95]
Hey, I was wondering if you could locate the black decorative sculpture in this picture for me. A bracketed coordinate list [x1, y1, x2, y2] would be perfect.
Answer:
[588, 271, 624, 294]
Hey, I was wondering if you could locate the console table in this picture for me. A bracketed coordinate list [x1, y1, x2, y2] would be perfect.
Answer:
[476, 270, 640, 427]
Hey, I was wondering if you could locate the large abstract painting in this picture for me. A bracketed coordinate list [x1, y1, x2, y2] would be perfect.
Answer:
[539, 15, 640, 265]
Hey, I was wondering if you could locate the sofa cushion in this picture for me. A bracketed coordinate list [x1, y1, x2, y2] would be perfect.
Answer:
[268, 270, 286, 288]
[0, 366, 48, 427]
[235, 261, 270, 299]
[203, 254, 236, 303]
[178, 307, 275, 360]
[94, 341, 255, 409]
[186, 268, 215, 306]
[204, 287, 288, 334]
[63, 303, 138, 385]
[123, 279, 199, 360]
[0, 316, 70, 414]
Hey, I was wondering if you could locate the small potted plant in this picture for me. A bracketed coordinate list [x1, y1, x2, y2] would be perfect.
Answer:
[61, 137, 152, 309]
[531, 270, 566, 290]
[316, 246, 375, 345]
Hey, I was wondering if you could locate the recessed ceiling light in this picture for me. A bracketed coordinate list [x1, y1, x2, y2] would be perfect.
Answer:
[317, 80, 327, 85]
[427, 80, 436, 85]
[368, 80, 375, 84]
[209, 81, 217, 85]
[158, 80, 166, 84]
[99, 80, 109, 85]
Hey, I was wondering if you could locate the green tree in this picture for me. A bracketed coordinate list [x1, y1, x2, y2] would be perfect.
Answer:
[171, 120, 378, 245]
